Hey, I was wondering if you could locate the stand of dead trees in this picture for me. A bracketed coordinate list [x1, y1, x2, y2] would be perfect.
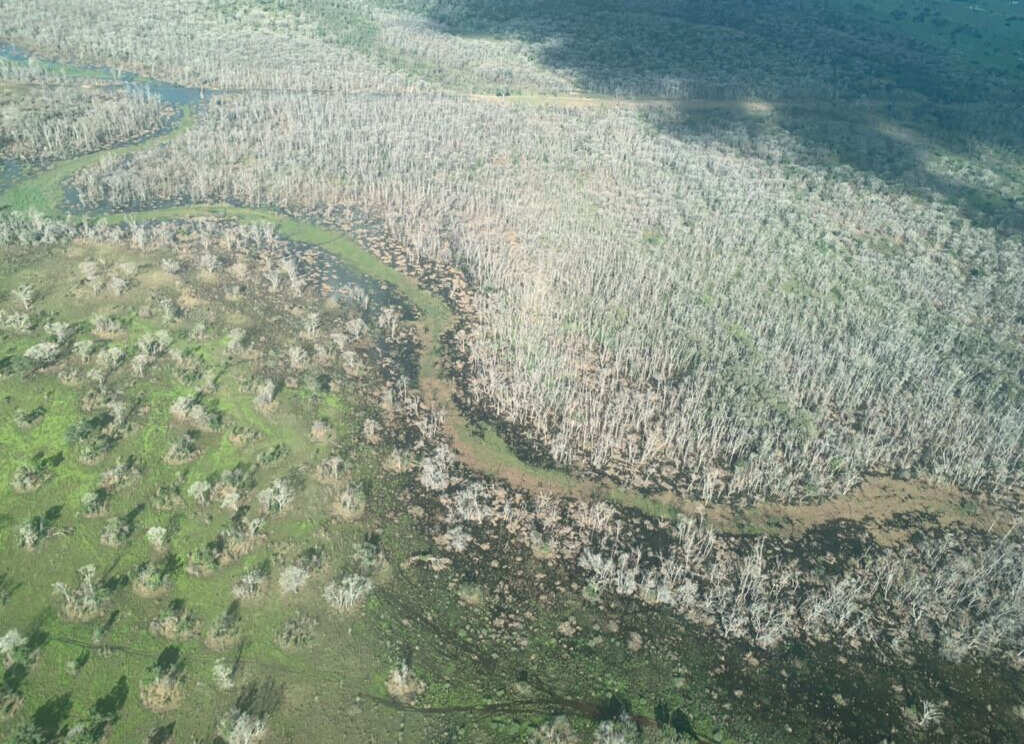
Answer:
[70, 88, 1024, 505]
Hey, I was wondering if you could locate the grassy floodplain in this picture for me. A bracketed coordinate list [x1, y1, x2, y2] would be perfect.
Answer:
[3, 0, 1024, 740]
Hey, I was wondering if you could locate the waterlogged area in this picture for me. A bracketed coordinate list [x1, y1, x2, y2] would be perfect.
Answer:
[0, 159, 22, 191]
[0, 42, 204, 107]
[2, 39, 1024, 744]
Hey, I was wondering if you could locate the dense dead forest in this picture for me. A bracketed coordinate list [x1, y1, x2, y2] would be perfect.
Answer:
[3, 2, 1022, 509]
[70, 88, 1024, 504]
[0, 58, 169, 160]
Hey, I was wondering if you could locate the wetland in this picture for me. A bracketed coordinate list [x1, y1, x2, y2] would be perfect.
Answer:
[2, 3, 1024, 740]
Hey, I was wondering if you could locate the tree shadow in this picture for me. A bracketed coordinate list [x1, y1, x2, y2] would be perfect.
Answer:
[0, 572, 20, 604]
[100, 609, 121, 636]
[224, 598, 242, 626]
[235, 677, 285, 719]
[25, 628, 48, 655]
[597, 692, 632, 721]
[124, 502, 146, 528]
[32, 692, 73, 739]
[94, 675, 129, 719]
[408, 0, 1024, 235]
[156, 645, 182, 673]
[655, 700, 698, 739]
[159, 551, 181, 577]
[41, 504, 63, 533]
[3, 662, 29, 693]
[415, 0, 1020, 99]
[146, 722, 176, 744]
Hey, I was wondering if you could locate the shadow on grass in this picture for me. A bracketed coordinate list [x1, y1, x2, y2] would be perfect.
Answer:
[235, 677, 285, 719]
[93, 675, 129, 720]
[32, 692, 72, 740]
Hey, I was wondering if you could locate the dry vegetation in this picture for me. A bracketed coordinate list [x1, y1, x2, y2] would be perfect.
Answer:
[7, 0, 1024, 505]
[428, 478, 1024, 660]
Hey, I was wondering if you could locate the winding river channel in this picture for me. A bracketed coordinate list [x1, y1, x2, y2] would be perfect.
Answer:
[3, 44, 1004, 541]
[7, 42, 1021, 744]
[0, 44, 658, 516]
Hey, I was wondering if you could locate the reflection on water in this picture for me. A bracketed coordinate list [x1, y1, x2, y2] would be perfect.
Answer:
[0, 42, 208, 206]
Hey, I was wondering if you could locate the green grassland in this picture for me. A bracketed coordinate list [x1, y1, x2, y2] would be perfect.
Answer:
[0, 226, 443, 742]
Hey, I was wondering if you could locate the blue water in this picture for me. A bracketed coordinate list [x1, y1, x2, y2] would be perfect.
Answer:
[0, 42, 204, 107]
[0, 160, 23, 191]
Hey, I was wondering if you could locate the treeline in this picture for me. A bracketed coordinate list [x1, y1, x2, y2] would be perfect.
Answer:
[10, 0, 1021, 103]
[0, 0, 572, 96]
[0, 0, 407, 92]
[365, 0, 1024, 102]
